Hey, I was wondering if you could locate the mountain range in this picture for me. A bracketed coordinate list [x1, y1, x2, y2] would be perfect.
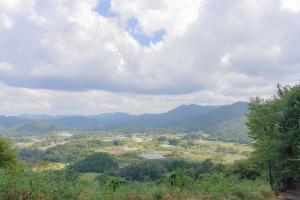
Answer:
[0, 102, 249, 142]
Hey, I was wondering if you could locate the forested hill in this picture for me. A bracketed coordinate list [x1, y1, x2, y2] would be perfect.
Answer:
[0, 102, 248, 136]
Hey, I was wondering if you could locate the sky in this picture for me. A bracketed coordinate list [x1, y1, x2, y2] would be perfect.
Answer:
[0, 0, 300, 115]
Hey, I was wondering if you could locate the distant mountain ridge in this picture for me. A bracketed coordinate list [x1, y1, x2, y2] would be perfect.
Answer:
[0, 102, 249, 138]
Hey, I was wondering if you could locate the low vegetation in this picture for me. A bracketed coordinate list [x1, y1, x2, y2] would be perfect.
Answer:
[0, 135, 273, 200]
[1, 83, 300, 199]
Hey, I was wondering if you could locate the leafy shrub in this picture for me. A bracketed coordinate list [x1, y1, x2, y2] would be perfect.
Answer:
[0, 137, 18, 169]
[200, 172, 274, 200]
[227, 159, 263, 180]
[0, 168, 84, 200]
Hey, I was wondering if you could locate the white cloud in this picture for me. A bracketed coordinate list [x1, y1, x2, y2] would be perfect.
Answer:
[0, 62, 12, 71]
[281, 0, 300, 12]
[111, 0, 202, 38]
[0, 0, 300, 114]
[0, 14, 13, 29]
[0, 82, 253, 115]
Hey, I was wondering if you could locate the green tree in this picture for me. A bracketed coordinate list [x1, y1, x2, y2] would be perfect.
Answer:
[166, 169, 185, 191]
[247, 84, 300, 191]
[0, 137, 18, 169]
[107, 176, 125, 192]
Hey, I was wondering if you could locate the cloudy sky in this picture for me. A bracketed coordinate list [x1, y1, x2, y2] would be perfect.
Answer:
[0, 0, 300, 115]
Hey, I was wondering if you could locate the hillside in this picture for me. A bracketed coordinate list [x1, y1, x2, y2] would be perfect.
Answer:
[115, 104, 220, 131]
[0, 102, 249, 139]
[208, 117, 249, 143]
[115, 102, 248, 132]
[177, 101, 249, 131]
[8, 120, 61, 136]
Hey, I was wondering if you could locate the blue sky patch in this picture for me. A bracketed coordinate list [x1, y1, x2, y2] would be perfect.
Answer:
[94, 3, 166, 46]
[95, 0, 117, 17]
[126, 18, 166, 46]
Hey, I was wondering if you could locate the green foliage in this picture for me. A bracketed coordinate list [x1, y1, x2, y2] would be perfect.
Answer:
[117, 159, 167, 181]
[44, 143, 93, 163]
[0, 137, 18, 169]
[212, 116, 251, 144]
[9, 120, 60, 136]
[70, 152, 118, 173]
[200, 173, 274, 200]
[247, 83, 300, 191]
[165, 169, 185, 189]
[227, 159, 263, 180]
[19, 148, 43, 161]
[106, 176, 126, 192]
[0, 150, 275, 200]
[20, 142, 100, 163]
[112, 159, 222, 183]
[0, 168, 85, 200]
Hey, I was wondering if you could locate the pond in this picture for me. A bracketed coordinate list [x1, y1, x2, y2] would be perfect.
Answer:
[138, 153, 165, 160]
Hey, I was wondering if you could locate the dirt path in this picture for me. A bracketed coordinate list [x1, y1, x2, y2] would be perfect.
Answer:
[277, 191, 300, 200]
